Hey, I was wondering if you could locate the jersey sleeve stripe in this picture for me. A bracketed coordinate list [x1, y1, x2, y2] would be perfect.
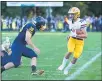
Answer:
[81, 24, 87, 26]
[81, 24, 87, 27]
[80, 27, 86, 29]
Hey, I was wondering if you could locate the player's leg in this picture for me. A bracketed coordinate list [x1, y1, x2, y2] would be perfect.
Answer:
[22, 47, 38, 74]
[1, 50, 15, 73]
[64, 40, 84, 75]
[58, 52, 72, 71]
[58, 37, 75, 70]
[64, 57, 77, 75]
[22, 47, 44, 75]
[1, 51, 11, 66]
[1, 45, 22, 73]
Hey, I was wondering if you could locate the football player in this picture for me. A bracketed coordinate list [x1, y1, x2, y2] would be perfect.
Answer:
[58, 7, 87, 75]
[1, 37, 23, 66]
[1, 37, 12, 66]
[1, 9, 45, 75]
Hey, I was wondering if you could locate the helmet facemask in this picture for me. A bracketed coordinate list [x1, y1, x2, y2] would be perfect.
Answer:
[68, 12, 79, 21]
[68, 13, 74, 20]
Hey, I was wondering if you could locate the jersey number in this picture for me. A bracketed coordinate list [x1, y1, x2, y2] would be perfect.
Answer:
[28, 27, 34, 34]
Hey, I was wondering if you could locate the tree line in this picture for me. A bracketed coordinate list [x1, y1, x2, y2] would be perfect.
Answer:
[1, 1, 102, 18]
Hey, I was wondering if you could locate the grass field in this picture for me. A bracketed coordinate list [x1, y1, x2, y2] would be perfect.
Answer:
[1, 32, 102, 80]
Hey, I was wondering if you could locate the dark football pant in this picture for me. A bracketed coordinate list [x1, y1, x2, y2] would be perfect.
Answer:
[10, 43, 37, 67]
[1, 51, 11, 66]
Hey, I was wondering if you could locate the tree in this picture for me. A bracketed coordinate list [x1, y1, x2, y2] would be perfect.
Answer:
[52, 2, 88, 17]
[85, 2, 102, 16]
[1, 1, 102, 17]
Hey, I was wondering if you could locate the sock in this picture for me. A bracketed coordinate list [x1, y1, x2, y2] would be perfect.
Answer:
[31, 65, 36, 72]
[1, 66, 5, 73]
[65, 62, 73, 71]
[62, 57, 68, 67]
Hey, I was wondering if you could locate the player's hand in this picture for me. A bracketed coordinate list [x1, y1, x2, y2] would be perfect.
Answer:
[72, 33, 77, 37]
[70, 31, 77, 37]
[34, 47, 40, 54]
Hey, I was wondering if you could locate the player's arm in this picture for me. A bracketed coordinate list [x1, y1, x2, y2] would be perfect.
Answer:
[76, 28, 87, 38]
[76, 20, 87, 39]
[25, 30, 40, 54]
[25, 30, 35, 48]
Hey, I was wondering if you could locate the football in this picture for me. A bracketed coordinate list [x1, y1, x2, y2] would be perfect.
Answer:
[38, 70, 44, 75]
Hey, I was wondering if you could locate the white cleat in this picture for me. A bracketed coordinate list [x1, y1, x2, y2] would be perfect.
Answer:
[64, 69, 68, 75]
[58, 65, 65, 71]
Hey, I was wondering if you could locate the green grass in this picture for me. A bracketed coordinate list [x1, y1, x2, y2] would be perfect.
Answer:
[1, 32, 102, 80]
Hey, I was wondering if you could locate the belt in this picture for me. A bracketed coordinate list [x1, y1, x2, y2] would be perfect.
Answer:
[72, 37, 83, 40]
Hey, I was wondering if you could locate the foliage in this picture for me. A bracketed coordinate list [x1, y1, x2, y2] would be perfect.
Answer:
[1, 1, 102, 17]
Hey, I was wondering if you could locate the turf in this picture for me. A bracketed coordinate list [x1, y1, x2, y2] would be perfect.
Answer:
[1, 32, 102, 80]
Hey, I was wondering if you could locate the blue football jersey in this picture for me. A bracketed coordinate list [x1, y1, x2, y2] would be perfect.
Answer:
[13, 22, 36, 45]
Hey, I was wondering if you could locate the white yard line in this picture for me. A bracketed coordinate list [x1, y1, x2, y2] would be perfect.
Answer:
[65, 52, 102, 80]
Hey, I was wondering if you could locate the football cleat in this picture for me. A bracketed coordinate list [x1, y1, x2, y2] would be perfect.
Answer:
[58, 65, 65, 71]
[64, 69, 69, 75]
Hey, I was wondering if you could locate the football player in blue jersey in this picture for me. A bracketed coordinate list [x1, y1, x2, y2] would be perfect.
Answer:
[1, 9, 45, 75]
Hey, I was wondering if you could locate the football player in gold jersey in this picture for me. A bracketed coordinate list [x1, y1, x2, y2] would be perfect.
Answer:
[58, 7, 87, 75]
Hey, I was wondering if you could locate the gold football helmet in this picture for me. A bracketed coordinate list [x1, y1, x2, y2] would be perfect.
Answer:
[68, 7, 80, 20]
